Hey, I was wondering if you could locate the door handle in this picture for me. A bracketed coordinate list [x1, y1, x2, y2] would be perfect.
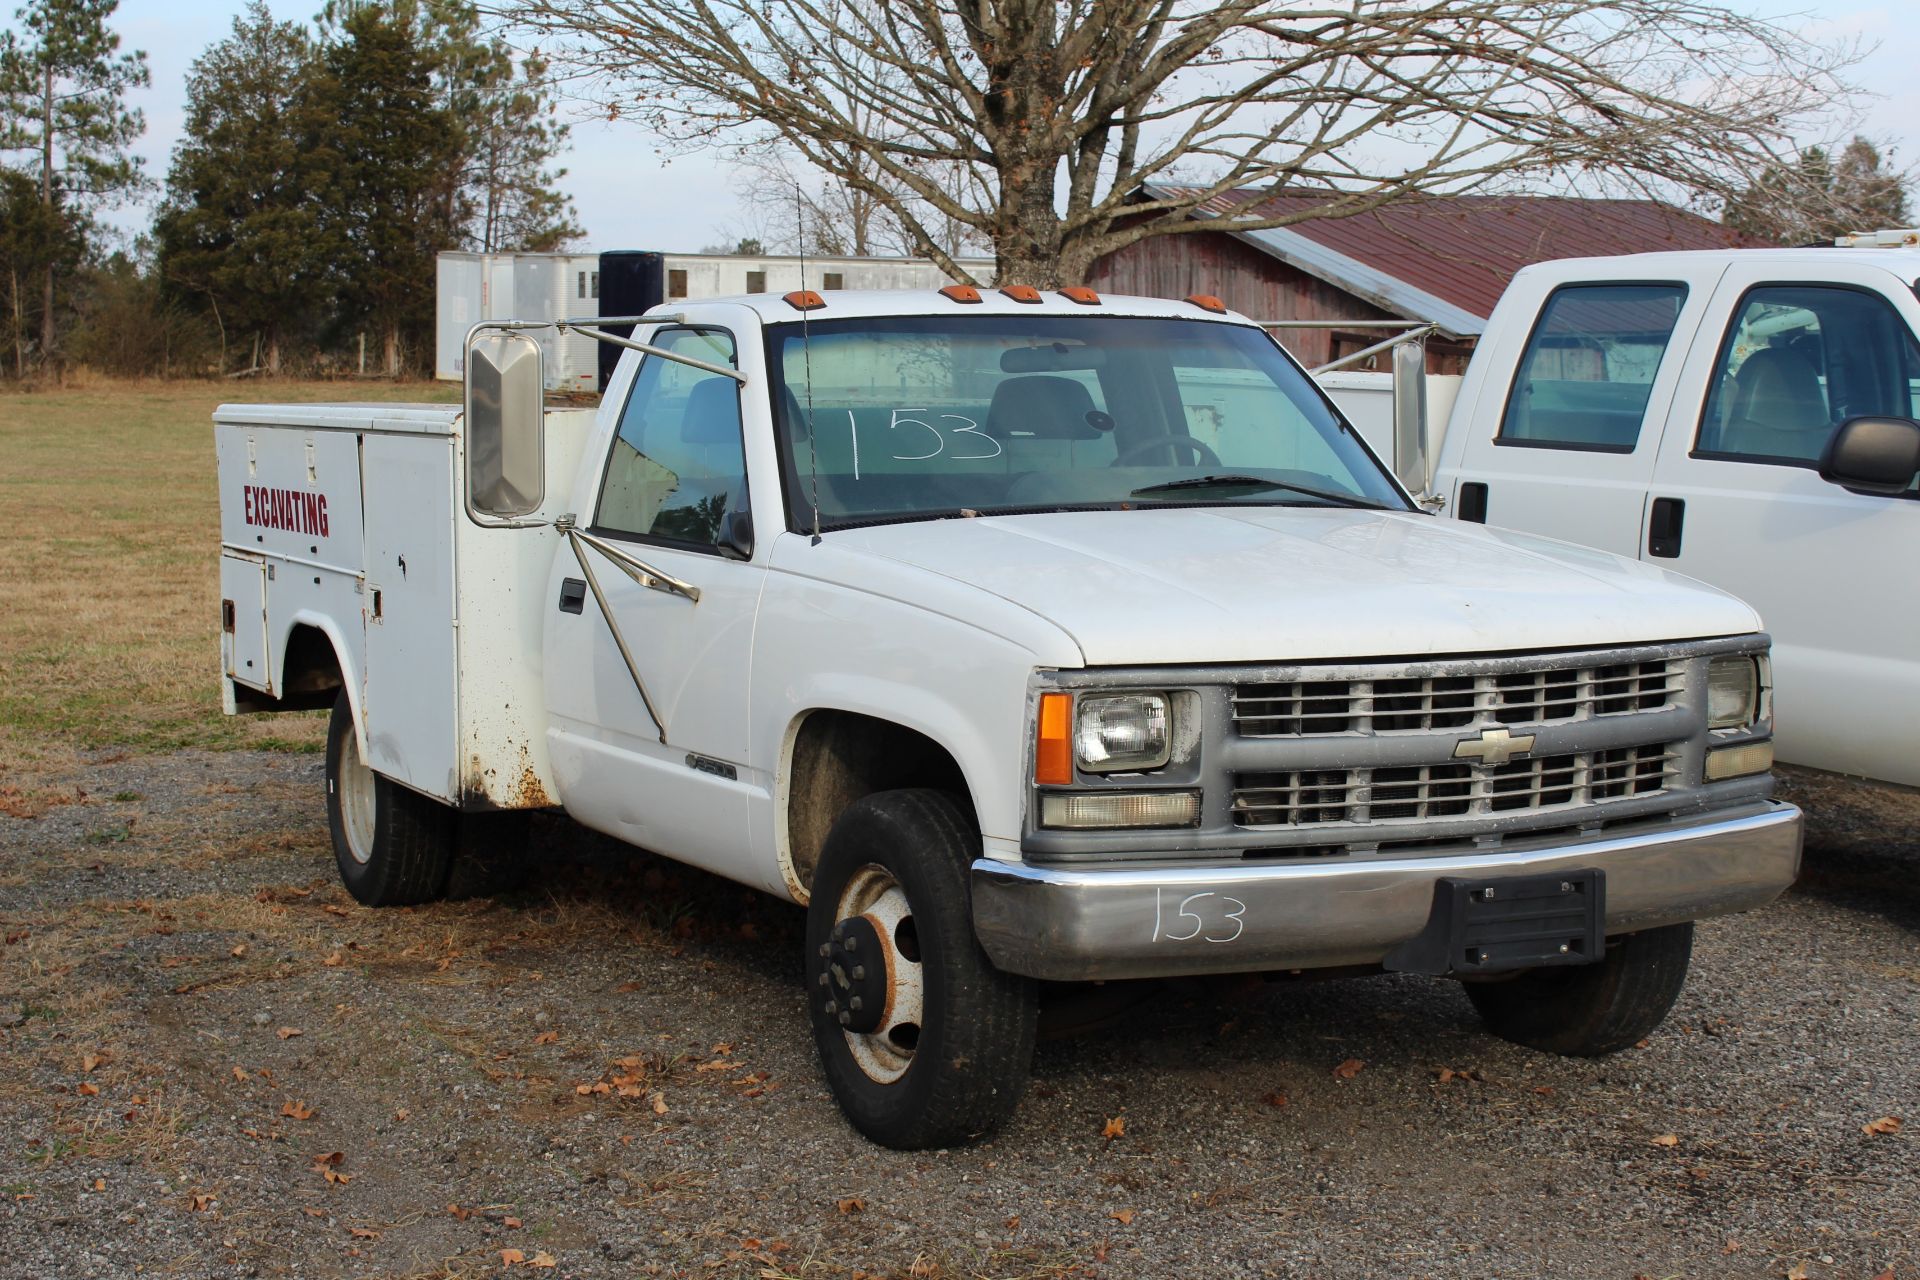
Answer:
[1648, 497, 1685, 558]
[558, 577, 586, 613]
[1456, 481, 1489, 524]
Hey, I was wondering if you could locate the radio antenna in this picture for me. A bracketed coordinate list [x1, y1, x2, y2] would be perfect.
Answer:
[796, 181, 823, 545]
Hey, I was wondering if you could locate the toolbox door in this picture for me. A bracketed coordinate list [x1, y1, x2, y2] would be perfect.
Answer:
[220, 552, 272, 693]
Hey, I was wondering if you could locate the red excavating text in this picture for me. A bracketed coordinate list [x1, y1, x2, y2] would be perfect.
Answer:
[243, 485, 330, 537]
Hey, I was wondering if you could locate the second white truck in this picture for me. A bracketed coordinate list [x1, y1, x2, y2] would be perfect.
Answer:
[1327, 237, 1920, 788]
[217, 287, 1800, 1148]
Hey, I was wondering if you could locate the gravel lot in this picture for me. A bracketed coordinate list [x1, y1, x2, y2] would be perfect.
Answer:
[1, 751, 1915, 1280]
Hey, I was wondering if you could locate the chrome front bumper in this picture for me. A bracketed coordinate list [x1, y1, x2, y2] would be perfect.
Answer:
[971, 802, 1802, 981]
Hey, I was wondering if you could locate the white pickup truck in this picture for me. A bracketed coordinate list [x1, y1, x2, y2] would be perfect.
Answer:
[215, 287, 1800, 1148]
[1328, 236, 1920, 788]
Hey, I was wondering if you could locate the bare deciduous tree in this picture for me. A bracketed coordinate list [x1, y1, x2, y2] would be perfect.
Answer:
[502, 0, 1856, 287]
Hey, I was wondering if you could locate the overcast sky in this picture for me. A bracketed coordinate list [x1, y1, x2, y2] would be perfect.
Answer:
[38, 0, 1920, 255]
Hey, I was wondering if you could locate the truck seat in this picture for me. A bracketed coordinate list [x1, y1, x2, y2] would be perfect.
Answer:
[1714, 347, 1831, 460]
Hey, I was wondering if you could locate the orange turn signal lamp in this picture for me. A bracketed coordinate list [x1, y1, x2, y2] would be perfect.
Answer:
[1035, 692, 1074, 784]
[940, 284, 983, 304]
[1186, 293, 1228, 314]
[783, 290, 826, 311]
[1000, 284, 1043, 303]
[1058, 286, 1100, 305]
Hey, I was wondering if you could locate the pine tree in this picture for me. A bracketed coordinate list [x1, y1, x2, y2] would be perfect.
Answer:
[455, 46, 580, 252]
[1723, 136, 1910, 246]
[156, 2, 328, 373]
[0, 0, 146, 363]
[310, 1, 462, 375]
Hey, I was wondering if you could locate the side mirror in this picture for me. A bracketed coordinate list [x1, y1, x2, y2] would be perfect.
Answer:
[466, 329, 545, 518]
[717, 508, 754, 561]
[1819, 416, 1920, 496]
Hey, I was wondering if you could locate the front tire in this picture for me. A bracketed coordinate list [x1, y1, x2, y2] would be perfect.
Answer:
[805, 790, 1038, 1149]
[1464, 922, 1694, 1057]
[324, 692, 454, 906]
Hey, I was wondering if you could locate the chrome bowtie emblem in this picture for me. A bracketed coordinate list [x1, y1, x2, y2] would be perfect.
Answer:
[1453, 728, 1536, 768]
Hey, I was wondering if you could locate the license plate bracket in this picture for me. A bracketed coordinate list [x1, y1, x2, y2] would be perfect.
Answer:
[1383, 870, 1605, 976]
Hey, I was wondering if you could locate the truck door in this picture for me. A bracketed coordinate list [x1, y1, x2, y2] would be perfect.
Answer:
[1643, 260, 1920, 783]
[1443, 270, 1720, 556]
[543, 327, 767, 880]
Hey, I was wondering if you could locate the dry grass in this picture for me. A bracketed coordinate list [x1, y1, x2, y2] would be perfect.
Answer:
[0, 376, 460, 770]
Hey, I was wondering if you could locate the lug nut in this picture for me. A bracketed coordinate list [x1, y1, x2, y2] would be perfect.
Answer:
[818, 943, 832, 958]
[817, 973, 829, 987]
[844, 937, 858, 952]
[824, 999, 837, 1015]
[849, 996, 863, 1011]
[851, 965, 866, 980]
[838, 1011, 851, 1026]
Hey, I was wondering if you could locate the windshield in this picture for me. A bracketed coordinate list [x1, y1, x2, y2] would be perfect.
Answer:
[766, 314, 1406, 530]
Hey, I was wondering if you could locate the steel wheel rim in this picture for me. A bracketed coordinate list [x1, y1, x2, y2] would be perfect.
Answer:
[334, 721, 376, 865]
[832, 864, 924, 1085]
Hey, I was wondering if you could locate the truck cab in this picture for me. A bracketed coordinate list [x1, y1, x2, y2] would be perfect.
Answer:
[217, 288, 1801, 1148]
[1428, 243, 1920, 786]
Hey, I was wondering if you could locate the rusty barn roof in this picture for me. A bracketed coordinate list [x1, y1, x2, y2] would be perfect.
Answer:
[1148, 187, 1747, 336]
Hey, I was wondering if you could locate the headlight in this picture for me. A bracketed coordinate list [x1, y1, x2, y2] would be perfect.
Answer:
[1706, 656, 1759, 729]
[1074, 693, 1170, 772]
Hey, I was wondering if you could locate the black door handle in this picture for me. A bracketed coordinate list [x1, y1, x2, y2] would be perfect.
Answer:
[1456, 481, 1489, 524]
[558, 577, 586, 613]
[1648, 498, 1685, 558]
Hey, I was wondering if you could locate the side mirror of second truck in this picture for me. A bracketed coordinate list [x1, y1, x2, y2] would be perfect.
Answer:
[1819, 416, 1920, 496]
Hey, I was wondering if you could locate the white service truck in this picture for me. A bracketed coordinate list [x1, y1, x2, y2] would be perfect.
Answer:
[1325, 235, 1920, 788]
[216, 287, 1800, 1148]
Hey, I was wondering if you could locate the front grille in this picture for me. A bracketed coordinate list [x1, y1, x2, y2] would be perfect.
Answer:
[1232, 743, 1679, 828]
[1233, 660, 1678, 737]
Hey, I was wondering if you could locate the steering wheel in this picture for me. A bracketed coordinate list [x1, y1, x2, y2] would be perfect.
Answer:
[1109, 434, 1222, 468]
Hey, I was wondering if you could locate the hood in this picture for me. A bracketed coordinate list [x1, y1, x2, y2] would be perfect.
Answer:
[824, 507, 1761, 666]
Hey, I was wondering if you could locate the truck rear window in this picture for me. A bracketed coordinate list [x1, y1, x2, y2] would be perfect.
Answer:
[766, 315, 1405, 530]
[1497, 284, 1687, 452]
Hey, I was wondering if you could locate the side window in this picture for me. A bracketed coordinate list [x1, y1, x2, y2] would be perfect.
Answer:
[1697, 285, 1920, 468]
[1497, 284, 1687, 451]
[595, 328, 744, 547]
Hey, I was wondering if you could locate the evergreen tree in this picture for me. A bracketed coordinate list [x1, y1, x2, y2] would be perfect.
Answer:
[310, 1, 462, 375]
[0, 165, 81, 373]
[156, 2, 328, 373]
[455, 45, 580, 252]
[0, 0, 146, 363]
[1723, 136, 1910, 245]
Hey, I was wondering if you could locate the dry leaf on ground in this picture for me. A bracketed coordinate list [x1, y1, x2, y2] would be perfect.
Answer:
[1110, 1208, 1136, 1225]
[836, 1197, 866, 1214]
[1101, 1116, 1126, 1139]
[348, 1227, 378, 1240]
[533, 1029, 558, 1045]
[1862, 1115, 1903, 1136]
[500, 1249, 526, 1266]
[1651, 1133, 1680, 1147]
[1333, 1058, 1365, 1080]
[276, 1027, 303, 1040]
[281, 1100, 315, 1120]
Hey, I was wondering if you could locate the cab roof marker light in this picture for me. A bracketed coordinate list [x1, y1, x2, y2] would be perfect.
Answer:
[940, 284, 983, 304]
[1058, 286, 1100, 306]
[1186, 293, 1228, 314]
[1000, 285, 1043, 304]
[1035, 692, 1074, 785]
[783, 290, 826, 311]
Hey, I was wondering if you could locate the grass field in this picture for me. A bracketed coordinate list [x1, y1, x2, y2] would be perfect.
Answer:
[0, 377, 461, 770]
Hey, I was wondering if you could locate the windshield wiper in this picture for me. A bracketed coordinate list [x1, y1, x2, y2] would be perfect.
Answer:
[1129, 474, 1389, 509]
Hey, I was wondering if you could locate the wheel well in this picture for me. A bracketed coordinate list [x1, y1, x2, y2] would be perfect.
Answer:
[248, 623, 343, 713]
[785, 711, 973, 897]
